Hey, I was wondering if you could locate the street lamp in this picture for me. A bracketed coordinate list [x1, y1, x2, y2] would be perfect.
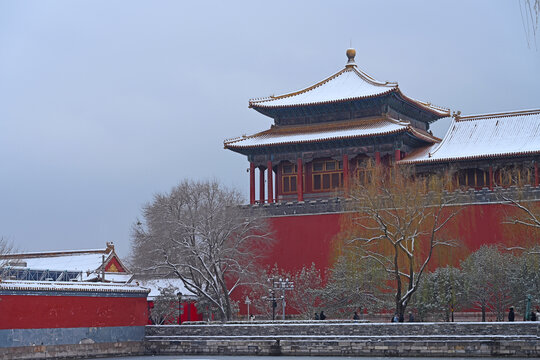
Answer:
[272, 277, 294, 320]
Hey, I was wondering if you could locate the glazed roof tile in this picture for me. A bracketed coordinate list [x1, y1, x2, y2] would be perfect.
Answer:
[224, 117, 439, 149]
[0, 280, 148, 293]
[399, 109, 540, 164]
[249, 65, 449, 117]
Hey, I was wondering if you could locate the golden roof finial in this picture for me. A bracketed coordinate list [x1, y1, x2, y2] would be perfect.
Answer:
[346, 48, 356, 67]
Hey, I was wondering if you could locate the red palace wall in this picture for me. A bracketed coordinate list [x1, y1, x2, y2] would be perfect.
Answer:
[0, 283, 149, 347]
[264, 203, 540, 273]
[0, 295, 148, 330]
[263, 213, 342, 273]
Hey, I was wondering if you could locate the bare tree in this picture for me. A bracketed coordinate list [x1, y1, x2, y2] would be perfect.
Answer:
[150, 285, 181, 325]
[130, 180, 272, 321]
[247, 265, 285, 319]
[287, 263, 323, 319]
[344, 164, 461, 321]
[415, 266, 465, 322]
[0, 237, 14, 270]
[507, 245, 540, 318]
[318, 254, 388, 319]
[519, 0, 540, 49]
[461, 245, 515, 321]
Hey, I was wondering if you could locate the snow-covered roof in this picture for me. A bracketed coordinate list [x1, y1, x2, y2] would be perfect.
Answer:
[225, 117, 439, 149]
[132, 278, 196, 300]
[1, 243, 130, 282]
[0, 279, 148, 294]
[400, 109, 540, 164]
[102, 273, 133, 283]
[249, 50, 449, 117]
[11, 253, 107, 274]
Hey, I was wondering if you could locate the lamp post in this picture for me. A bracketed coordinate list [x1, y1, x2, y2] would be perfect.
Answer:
[244, 296, 251, 321]
[263, 287, 278, 320]
[272, 277, 294, 320]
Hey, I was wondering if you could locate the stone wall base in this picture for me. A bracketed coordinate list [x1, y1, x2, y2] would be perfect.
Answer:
[145, 338, 540, 357]
[0, 341, 146, 360]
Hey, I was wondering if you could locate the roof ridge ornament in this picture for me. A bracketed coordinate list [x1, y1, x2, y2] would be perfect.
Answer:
[345, 48, 356, 67]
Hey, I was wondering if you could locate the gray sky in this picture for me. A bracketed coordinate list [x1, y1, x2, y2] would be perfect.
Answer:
[1, 1, 539, 258]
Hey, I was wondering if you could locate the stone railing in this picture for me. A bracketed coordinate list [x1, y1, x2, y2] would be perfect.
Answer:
[242, 186, 540, 217]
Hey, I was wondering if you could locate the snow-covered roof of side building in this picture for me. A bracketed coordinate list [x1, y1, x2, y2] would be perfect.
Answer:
[10, 253, 107, 274]
[225, 117, 440, 151]
[399, 109, 540, 164]
[249, 49, 449, 118]
[0, 279, 148, 294]
[0, 242, 130, 282]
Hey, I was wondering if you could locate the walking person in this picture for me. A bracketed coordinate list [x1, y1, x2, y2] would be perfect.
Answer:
[391, 313, 398, 323]
[408, 311, 415, 322]
[319, 311, 326, 320]
[508, 307, 515, 322]
[353, 311, 360, 320]
[314, 312, 319, 320]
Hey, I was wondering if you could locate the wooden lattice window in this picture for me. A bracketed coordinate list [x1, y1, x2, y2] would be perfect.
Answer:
[456, 169, 488, 189]
[282, 163, 297, 194]
[312, 160, 343, 191]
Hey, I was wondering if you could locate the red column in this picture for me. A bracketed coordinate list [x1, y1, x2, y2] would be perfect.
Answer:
[249, 162, 255, 205]
[275, 164, 281, 203]
[259, 167, 265, 204]
[535, 161, 539, 187]
[375, 151, 381, 165]
[395, 149, 401, 162]
[297, 158, 304, 202]
[343, 154, 349, 194]
[267, 161, 273, 203]
[489, 166, 494, 190]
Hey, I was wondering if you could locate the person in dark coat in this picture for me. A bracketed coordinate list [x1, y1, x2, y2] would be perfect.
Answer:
[408, 311, 415, 322]
[314, 312, 319, 320]
[508, 307, 515, 322]
[353, 311, 360, 320]
[531, 311, 537, 321]
[319, 311, 326, 320]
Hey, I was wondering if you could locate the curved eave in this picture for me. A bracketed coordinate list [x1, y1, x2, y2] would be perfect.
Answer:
[250, 87, 397, 110]
[396, 90, 451, 119]
[224, 126, 438, 153]
[407, 126, 442, 143]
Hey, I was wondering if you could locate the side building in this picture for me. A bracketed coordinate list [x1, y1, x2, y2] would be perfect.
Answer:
[0, 243, 202, 348]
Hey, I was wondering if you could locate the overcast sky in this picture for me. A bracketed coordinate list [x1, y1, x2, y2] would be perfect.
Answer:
[1, 1, 539, 258]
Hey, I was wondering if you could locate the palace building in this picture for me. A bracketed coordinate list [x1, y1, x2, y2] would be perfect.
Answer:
[225, 49, 540, 203]
[224, 49, 540, 274]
